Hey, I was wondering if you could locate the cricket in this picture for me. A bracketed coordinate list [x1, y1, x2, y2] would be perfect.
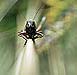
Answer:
[18, 5, 45, 46]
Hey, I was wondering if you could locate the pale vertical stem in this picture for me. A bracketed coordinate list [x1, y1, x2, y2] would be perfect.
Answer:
[15, 49, 24, 75]
[15, 39, 40, 75]
[48, 44, 66, 75]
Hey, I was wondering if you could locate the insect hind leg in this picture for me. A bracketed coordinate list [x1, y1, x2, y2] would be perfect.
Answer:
[24, 39, 27, 47]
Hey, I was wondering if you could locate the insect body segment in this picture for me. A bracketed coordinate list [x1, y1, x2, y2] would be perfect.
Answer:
[18, 20, 43, 46]
[26, 21, 36, 39]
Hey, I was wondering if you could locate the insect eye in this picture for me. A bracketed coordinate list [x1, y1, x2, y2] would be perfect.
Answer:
[26, 21, 29, 27]
[26, 24, 29, 27]
[33, 21, 35, 25]
[32, 22, 35, 27]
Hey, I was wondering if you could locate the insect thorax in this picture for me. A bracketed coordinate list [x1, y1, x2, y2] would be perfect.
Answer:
[26, 20, 36, 38]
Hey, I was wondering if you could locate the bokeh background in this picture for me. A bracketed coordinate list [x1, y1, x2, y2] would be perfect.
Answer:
[0, 0, 77, 75]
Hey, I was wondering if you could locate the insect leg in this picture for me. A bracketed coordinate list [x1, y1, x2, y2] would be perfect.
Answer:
[24, 39, 27, 47]
[32, 38, 35, 44]
[18, 33, 27, 40]
[34, 31, 44, 39]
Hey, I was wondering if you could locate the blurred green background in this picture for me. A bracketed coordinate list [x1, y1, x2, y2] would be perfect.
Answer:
[0, 0, 77, 75]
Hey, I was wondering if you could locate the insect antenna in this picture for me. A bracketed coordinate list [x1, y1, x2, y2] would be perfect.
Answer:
[33, 4, 44, 20]
[33, 3, 51, 20]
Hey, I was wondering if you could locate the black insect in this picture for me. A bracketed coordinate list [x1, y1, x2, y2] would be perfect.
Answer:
[18, 20, 43, 46]
[18, 4, 49, 46]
